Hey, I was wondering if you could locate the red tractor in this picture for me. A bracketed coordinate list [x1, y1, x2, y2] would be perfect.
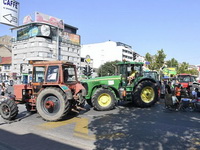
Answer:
[175, 73, 199, 97]
[0, 61, 86, 121]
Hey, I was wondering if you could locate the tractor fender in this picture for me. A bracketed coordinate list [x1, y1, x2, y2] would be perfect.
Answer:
[58, 85, 73, 100]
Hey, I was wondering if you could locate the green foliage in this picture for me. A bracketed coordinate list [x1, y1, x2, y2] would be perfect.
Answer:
[145, 53, 156, 70]
[98, 60, 120, 76]
[177, 62, 198, 75]
[144, 50, 198, 76]
[145, 49, 166, 71]
[188, 68, 199, 75]
[177, 62, 189, 74]
[166, 58, 178, 68]
[154, 49, 166, 70]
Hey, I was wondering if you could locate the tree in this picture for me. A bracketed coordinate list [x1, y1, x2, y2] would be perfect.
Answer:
[98, 60, 120, 77]
[166, 58, 178, 68]
[154, 49, 166, 70]
[177, 62, 199, 75]
[177, 62, 189, 74]
[145, 49, 166, 71]
[145, 53, 156, 70]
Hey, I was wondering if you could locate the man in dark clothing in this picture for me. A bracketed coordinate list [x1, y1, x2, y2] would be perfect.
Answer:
[165, 81, 172, 94]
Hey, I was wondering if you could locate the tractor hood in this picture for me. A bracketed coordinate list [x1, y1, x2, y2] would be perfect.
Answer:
[81, 75, 122, 99]
[82, 75, 121, 84]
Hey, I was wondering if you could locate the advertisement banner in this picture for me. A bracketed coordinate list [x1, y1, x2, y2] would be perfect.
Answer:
[0, 0, 20, 27]
[163, 67, 177, 78]
[17, 25, 52, 41]
[61, 32, 80, 45]
[35, 12, 64, 29]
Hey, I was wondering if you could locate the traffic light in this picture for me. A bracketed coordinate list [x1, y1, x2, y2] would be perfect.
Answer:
[83, 66, 88, 76]
[87, 66, 93, 76]
[82, 65, 93, 77]
[133, 52, 137, 60]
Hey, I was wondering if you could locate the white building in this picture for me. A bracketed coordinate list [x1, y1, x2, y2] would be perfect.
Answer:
[81, 41, 134, 69]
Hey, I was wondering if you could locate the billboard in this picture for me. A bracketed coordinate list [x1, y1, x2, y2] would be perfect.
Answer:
[0, 0, 20, 27]
[163, 67, 177, 78]
[35, 12, 64, 29]
[61, 32, 80, 45]
[17, 24, 53, 41]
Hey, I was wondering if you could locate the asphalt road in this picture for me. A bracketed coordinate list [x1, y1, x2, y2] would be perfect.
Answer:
[0, 86, 200, 150]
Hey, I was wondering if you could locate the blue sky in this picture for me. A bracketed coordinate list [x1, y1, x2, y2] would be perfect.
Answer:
[1, 0, 200, 65]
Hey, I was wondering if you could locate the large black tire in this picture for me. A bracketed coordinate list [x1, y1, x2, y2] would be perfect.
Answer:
[92, 88, 115, 111]
[133, 80, 158, 107]
[0, 99, 18, 120]
[86, 99, 93, 107]
[36, 87, 70, 121]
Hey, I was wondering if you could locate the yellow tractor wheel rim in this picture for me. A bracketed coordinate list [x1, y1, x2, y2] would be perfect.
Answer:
[141, 86, 155, 103]
[98, 93, 111, 107]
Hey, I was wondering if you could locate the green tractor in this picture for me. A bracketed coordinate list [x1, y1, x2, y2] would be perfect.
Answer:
[81, 61, 159, 111]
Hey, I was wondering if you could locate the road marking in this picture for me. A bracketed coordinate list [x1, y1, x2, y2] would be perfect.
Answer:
[37, 117, 88, 134]
[37, 117, 126, 140]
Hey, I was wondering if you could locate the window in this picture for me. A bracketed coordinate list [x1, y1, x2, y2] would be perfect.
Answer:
[63, 66, 76, 83]
[39, 52, 43, 57]
[47, 53, 52, 58]
[32, 66, 45, 83]
[4, 65, 10, 70]
[46, 66, 59, 82]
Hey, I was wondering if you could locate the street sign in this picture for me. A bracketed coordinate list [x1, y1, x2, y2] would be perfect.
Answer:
[85, 55, 91, 64]
[0, 0, 20, 27]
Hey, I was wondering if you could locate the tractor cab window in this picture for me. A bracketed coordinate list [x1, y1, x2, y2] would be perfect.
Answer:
[191, 76, 197, 82]
[127, 65, 141, 77]
[182, 76, 190, 82]
[63, 66, 76, 83]
[32, 66, 45, 83]
[46, 66, 59, 82]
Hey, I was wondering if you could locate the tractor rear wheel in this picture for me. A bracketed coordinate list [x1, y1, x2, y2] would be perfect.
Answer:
[36, 87, 70, 121]
[133, 80, 158, 107]
[0, 99, 18, 120]
[92, 88, 115, 111]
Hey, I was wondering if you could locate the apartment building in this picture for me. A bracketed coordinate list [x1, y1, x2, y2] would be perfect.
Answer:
[81, 41, 135, 69]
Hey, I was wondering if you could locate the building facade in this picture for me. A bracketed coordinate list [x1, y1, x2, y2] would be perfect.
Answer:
[0, 36, 13, 81]
[0, 57, 13, 81]
[81, 41, 135, 69]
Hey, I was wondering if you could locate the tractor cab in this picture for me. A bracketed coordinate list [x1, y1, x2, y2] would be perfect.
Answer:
[20, 61, 79, 98]
[116, 61, 144, 86]
[32, 61, 77, 85]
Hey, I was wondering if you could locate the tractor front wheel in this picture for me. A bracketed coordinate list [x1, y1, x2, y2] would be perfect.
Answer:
[92, 88, 115, 111]
[36, 87, 70, 121]
[86, 99, 93, 107]
[0, 99, 18, 120]
[133, 80, 158, 107]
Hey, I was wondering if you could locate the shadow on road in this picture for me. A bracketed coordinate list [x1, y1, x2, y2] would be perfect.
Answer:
[89, 101, 200, 150]
[0, 129, 82, 150]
